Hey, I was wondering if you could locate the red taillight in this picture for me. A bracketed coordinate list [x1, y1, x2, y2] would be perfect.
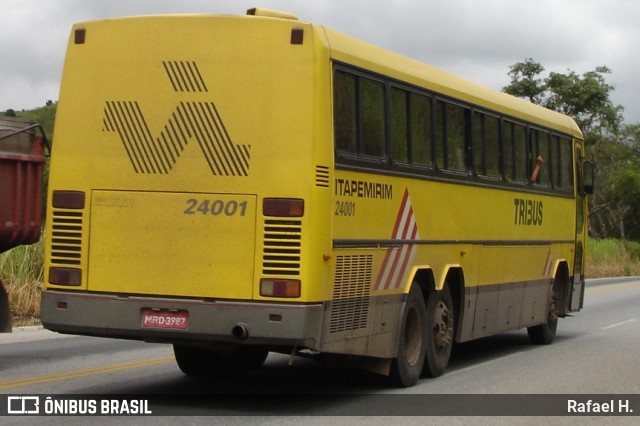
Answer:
[52, 190, 85, 209]
[49, 267, 82, 286]
[262, 198, 304, 217]
[260, 279, 301, 298]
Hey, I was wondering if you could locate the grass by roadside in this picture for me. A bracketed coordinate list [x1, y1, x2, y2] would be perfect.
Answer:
[0, 240, 43, 327]
[585, 238, 640, 278]
[1, 237, 640, 327]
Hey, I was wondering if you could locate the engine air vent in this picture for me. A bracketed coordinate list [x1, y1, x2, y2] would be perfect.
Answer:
[262, 219, 302, 276]
[329, 255, 373, 333]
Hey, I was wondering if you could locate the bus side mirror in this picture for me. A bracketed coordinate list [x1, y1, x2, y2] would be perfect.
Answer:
[582, 161, 595, 195]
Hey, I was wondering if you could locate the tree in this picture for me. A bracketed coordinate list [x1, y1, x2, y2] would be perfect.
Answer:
[504, 58, 546, 104]
[545, 66, 623, 137]
[503, 60, 622, 138]
[607, 124, 640, 239]
[3, 109, 16, 117]
[590, 138, 636, 238]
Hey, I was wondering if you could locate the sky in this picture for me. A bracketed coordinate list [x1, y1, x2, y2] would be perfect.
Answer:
[2, 0, 640, 123]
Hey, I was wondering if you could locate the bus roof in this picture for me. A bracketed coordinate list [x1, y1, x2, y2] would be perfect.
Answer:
[321, 26, 583, 139]
[68, 10, 582, 140]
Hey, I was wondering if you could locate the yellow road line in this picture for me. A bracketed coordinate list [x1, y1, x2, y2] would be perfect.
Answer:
[0, 355, 174, 390]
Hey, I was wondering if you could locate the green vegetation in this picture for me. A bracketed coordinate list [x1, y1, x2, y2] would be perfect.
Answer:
[7, 101, 57, 141]
[586, 238, 640, 278]
[0, 241, 43, 326]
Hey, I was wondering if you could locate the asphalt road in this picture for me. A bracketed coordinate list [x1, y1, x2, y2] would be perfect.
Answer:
[1, 278, 639, 424]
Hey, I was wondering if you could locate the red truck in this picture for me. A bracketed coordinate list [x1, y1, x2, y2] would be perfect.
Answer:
[0, 117, 47, 332]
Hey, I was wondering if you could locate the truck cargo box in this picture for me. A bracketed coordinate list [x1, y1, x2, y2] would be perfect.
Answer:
[0, 117, 46, 253]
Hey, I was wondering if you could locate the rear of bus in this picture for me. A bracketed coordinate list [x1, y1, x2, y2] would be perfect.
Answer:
[41, 12, 334, 359]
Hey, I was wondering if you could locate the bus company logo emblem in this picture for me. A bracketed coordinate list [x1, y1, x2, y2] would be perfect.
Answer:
[375, 189, 420, 290]
[102, 61, 251, 176]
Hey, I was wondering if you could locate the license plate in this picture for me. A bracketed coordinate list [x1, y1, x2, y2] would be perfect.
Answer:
[141, 309, 189, 330]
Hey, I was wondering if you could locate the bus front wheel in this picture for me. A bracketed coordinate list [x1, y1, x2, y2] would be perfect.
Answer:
[527, 280, 558, 345]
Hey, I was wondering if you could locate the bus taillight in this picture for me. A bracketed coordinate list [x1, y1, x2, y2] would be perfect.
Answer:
[52, 190, 85, 209]
[262, 198, 304, 217]
[49, 267, 82, 286]
[260, 278, 301, 298]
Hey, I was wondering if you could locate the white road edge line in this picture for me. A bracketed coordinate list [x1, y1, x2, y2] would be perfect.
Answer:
[601, 318, 637, 330]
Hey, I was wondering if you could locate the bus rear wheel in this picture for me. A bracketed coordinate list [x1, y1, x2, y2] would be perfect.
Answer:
[173, 343, 268, 377]
[422, 285, 454, 378]
[389, 285, 428, 388]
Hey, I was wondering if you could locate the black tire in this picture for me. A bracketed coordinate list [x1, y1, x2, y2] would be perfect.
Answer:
[173, 344, 268, 377]
[527, 280, 559, 345]
[389, 285, 428, 388]
[0, 280, 12, 333]
[422, 285, 454, 378]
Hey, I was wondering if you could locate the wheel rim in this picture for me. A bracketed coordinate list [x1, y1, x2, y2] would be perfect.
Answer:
[433, 299, 453, 355]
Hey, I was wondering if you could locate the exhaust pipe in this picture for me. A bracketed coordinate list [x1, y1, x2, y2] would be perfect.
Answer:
[232, 323, 249, 340]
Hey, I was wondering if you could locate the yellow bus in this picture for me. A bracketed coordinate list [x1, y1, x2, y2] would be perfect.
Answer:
[42, 8, 594, 387]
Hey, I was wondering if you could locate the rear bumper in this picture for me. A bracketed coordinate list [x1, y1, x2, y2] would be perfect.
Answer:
[41, 290, 325, 349]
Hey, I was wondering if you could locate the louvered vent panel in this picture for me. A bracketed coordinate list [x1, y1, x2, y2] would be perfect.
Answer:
[262, 219, 301, 276]
[315, 165, 330, 187]
[329, 255, 373, 333]
[50, 210, 84, 266]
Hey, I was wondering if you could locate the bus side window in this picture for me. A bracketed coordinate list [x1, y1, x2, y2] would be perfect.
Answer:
[560, 137, 574, 190]
[473, 112, 500, 178]
[472, 113, 483, 175]
[334, 70, 357, 154]
[503, 120, 527, 183]
[436, 100, 469, 172]
[360, 78, 385, 157]
[411, 92, 433, 167]
[513, 123, 528, 183]
[485, 115, 501, 177]
[551, 135, 561, 188]
[531, 129, 550, 186]
[391, 88, 434, 168]
[539, 130, 551, 186]
[551, 134, 573, 191]
[390, 87, 409, 163]
[503, 121, 514, 180]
